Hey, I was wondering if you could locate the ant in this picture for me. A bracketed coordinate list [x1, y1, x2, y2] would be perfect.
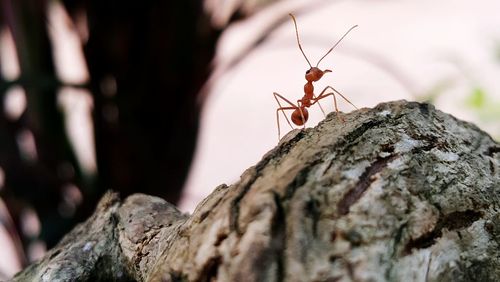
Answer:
[273, 13, 358, 139]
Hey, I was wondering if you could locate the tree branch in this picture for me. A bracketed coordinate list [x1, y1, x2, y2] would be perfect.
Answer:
[13, 100, 500, 282]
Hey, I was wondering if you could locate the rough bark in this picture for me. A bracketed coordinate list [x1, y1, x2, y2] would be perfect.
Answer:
[12, 100, 500, 282]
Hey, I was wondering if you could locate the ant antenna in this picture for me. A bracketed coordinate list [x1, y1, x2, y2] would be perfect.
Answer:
[289, 13, 312, 68]
[316, 25, 358, 67]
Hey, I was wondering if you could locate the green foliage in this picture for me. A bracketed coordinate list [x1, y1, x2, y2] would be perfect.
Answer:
[465, 87, 486, 109]
[465, 87, 500, 120]
[464, 87, 500, 141]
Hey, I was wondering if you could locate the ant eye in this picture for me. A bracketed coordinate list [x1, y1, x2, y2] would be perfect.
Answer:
[306, 70, 310, 74]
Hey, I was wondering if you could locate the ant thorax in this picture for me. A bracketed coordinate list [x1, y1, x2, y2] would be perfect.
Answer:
[304, 82, 314, 96]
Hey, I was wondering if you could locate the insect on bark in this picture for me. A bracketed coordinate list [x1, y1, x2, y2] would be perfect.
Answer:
[273, 13, 358, 139]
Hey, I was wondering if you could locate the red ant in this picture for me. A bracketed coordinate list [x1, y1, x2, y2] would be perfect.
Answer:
[273, 13, 358, 139]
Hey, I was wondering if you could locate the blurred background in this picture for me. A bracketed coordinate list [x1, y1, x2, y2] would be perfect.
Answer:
[1, 0, 499, 278]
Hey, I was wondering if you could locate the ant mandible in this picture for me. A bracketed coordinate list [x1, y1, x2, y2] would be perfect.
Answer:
[273, 13, 358, 139]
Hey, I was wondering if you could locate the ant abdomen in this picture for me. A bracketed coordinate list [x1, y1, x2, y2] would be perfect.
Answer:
[291, 108, 309, 125]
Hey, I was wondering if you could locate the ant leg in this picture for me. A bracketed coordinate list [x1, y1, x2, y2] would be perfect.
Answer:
[312, 94, 326, 117]
[312, 92, 344, 121]
[273, 92, 300, 139]
[273, 92, 296, 129]
[317, 86, 358, 110]
[312, 86, 357, 122]
[276, 106, 297, 140]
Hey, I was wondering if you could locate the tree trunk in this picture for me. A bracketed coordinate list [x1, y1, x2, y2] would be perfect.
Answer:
[12, 100, 500, 282]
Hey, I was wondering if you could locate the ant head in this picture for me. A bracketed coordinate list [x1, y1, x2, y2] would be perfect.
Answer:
[289, 13, 357, 79]
[305, 67, 332, 82]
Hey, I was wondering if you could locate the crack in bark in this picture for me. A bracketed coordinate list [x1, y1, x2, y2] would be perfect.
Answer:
[334, 119, 384, 156]
[230, 180, 256, 235]
[403, 210, 483, 255]
[229, 130, 306, 234]
[337, 154, 398, 215]
[329, 111, 406, 163]
[108, 213, 135, 281]
[486, 146, 500, 157]
[305, 198, 321, 238]
[169, 271, 187, 282]
[132, 225, 164, 280]
[198, 184, 227, 223]
[392, 222, 408, 257]
[198, 256, 222, 282]
[417, 102, 431, 117]
[271, 192, 285, 282]
[282, 160, 322, 201]
[410, 134, 447, 152]
[385, 222, 409, 280]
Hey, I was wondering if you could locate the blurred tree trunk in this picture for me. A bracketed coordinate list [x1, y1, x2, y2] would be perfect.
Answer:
[13, 101, 500, 282]
[67, 1, 221, 213]
[79, 1, 220, 205]
[1, 0, 221, 256]
[1, 0, 82, 250]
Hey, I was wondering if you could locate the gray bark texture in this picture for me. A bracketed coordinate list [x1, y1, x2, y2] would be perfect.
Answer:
[12, 100, 500, 282]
